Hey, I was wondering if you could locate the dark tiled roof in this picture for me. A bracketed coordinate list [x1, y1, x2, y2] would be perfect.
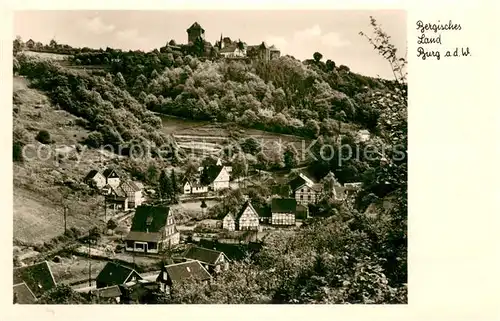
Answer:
[84, 169, 101, 181]
[220, 45, 238, 53]
[13, 283, 37, 304]
[96, 262, 140, 287]
[102, 168, 119, 178]
[125, 231, 161, 242]
[289, 176, 306, 191]
[120, 181, 141, 192]
[91, 285, 122, 298]
[183, 246, 225, 265]
[130, 205, 171, 233]
[235, 200, 259, 220]
[271, 198, 297, 213]
[163, 261, 211, 283]
[187, 22, 204, 32]
[254, 204, 272, 218]
[198, 240, 258, 261]
[13, 261, 56, 298]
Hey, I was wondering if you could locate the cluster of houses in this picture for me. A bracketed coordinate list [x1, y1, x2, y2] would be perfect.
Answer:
[183, 158, 232, 194]
[92, 243, 230, 303]
[222, 170, 361, 231]
[84, 168, 144, 211]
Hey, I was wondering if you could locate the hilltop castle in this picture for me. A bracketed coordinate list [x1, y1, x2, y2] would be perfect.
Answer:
[170, 22, 281, 62]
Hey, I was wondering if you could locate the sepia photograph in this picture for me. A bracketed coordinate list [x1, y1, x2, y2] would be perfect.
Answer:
[12, 10, 407, 305]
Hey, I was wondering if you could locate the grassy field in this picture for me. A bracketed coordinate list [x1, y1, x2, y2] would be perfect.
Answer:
[21, 50, 71, 61]
[13, 76, 112, 244]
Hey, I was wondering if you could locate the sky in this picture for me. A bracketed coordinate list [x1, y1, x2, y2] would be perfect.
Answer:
[14, 10, 406, 79]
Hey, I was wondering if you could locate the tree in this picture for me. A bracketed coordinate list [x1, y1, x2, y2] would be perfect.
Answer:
[325, 59, 336, 72]
[36, 130, 51, 144]
[107, 219, 118, 233]
[38, 284, 90, 304]
[159, 170, 172, 201]
[170, 169, 179, 203]
[283, 145, 299, 169]
[88, 226, 101, 243]
[114, 72, 127, 88]
[232, 153, 248, 186]
[168, 39, 177, 46]
[313, 52, 323, 62]
[146, 164, 159, 184]
[13, 36, 23, 55]
[13, 141, 24, 162]
[240, 137, 261, 155]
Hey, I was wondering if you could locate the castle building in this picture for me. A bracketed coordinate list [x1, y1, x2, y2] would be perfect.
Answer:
[187, 22, 205, 44]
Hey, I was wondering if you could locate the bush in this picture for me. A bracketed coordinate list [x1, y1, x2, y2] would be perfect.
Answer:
[36, 130, 51, 144]
[13, 141, 24, 162]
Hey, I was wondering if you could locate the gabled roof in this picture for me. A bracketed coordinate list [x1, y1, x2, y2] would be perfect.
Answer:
[120, 180, 141, 192]
[187, 22, 205, 32]
[13, 282, 37, 304]
[271, 198, 297, 213]
[235, 200, 259, 220]
[102, 168, 119, 179]
[182, 246, 227, 266]
[96, 262, 140, 287]
[289, 176, 307, 191]
[162, 261, 211, 283]
[223, 212, 235, 221]
[220, 45, 238, 53]
[91, 285, 122, 298]
[84, 169, 102, 181]
[13, 261, 56, 298]
[105, 184, 127, 198]
[130, 205, 171, 233]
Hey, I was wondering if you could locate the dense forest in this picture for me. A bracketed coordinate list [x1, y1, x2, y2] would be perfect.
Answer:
[14, 16, 407, 304]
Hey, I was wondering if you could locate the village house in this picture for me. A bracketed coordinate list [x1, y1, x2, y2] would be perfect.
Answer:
[156, 261, 212, 293]
[13, 261, 57, 304]
[125, 205, 180, 254]
[289, 172, 323, 205]
[222, 212, 236, 231]
[183, 179, 208, 195]
[102, 168, 121, 188]
[104, 184, 129, 211]
[271, 198, 297, 226]
[96, 262, 142, 289]
[84, 169, 106, 189]
[120, 181, 143, 208]
[182, 245, 230, 274]
[25, 39, 35, 49]
[90, 285, 122, 304]
[211, 165, 231, 191]
[223, 200, 260, 231]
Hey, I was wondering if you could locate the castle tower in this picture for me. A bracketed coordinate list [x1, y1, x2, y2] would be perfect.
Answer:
[186, 22, 205, 44]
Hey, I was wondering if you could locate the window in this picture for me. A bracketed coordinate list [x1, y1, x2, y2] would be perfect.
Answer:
[308, 195, 311, 200]
[300, 195, 304, 200]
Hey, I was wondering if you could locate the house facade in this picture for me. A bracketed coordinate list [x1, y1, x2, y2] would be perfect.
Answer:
[222, 213, 236, 231]
[104, 184, 129, 211]
[236, 201, 260, 231]
[212, 166, 230, 191]
[96, 262, 142, 289]
[84, 170, 106, 189]
[120, 181, 143, 208]
[183, 180, 208, 194]
[102, 168, 120, 188]
[125, 205, 180, 254]
[156, 261, 212, 292]
[289, 172, 322, 205]
[182, 246, 230, 274]
[271, 198, 297, 226]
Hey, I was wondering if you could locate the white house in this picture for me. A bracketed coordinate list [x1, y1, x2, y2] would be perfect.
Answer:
[222, 213, 236, 231]
[236, 201, 260, 231]
[120, 181, 143, 208]
[183, 180, 208, 195]
[211, 166, 230, 191]
[102, 168, 120, 188]
[84, 170, 106, 189]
